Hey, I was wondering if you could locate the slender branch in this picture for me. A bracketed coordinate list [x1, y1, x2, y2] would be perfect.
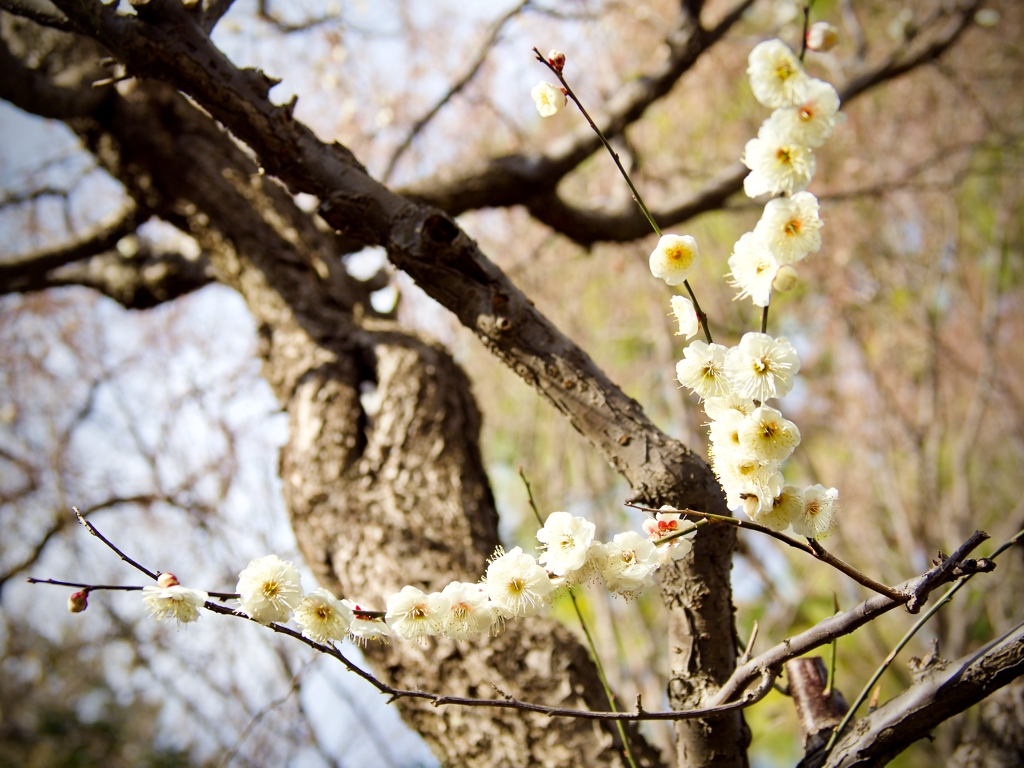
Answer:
[383, 0, 530, 182]
[74, 506, 158, 580]
[628, 503, 903, 600]
[711, 531, 996, 706]
[27, 577, 142, 592]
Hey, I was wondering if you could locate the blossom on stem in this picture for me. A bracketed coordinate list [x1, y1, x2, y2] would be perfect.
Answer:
[772, 265, 799, 293]
[738, 406, 801, 463]
[754, 192, 823, 265]
[650, 234, 700, 286]
[236, 554, 303, 625]
[724, 333, 801, 402]
[747, 39, 810, 108]
[676, 340, 732, 400]
[598, 531, 658, 599]
[343, 599, 391, 645]
[792, 485, 840, 539]
[385, 585, 448, 641]
[764, 80, 841, 149]
[703, 392, 756, 422]
[483, 546, 554, 618]
[547, 49, 566, 73]
[295, 588, 353, 644]
[728, 231, 780, 307]
[743, 124, 817, 198]
[142, 584, 208, 625]
[642, 507, 698, 563]
[68, 590, 88, 613]
[532, 82, 566, 117]
[439, 581, 494, 640]
[806, 22, 840, 52]
[670, 295, 700, 339]
[757, 485, 804, 531]
[536, 511, 596, 576]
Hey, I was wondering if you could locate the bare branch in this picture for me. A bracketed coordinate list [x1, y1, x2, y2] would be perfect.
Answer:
[0, 35, 111, 118]
[813, 622, 1024, 768]
[0, 0, 73, 31]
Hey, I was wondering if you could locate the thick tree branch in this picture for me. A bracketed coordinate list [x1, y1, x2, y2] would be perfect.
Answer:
[0, 0, 73, 31]
[0, 34, 110, 117]
[810, 622, 1024, 768]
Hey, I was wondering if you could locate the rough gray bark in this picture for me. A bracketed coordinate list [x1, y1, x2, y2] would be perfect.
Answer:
[29, 60, 665, 766]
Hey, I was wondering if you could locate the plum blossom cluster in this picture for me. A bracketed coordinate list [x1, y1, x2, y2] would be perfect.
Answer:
[650, 39, 842, 539]
[195, 511, 697, 644]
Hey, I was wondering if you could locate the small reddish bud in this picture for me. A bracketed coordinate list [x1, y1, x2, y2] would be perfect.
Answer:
[157, 572, 180, 588]
[68, 590, 88, 613]
[547, 49, 565, 73]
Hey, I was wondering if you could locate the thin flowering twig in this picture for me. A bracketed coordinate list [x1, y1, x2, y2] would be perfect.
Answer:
[519, 466, 545, 527]
[627, 503, 904, 601]
[532, 47, 713, 345]
[568, 590, 638, 768]
[799, 1, 814, 62]
[760, 304, 769, 334]
[821, 527, 1024, 756]
[74, 506, 158, 580]
[27, 577, 142, 592]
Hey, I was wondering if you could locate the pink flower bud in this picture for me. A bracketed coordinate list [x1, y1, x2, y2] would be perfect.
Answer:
[68, 590, 88, 613]
[157, 572, 180, 588]
[547, 49, 565, 73]
[806, 22, 839, 52]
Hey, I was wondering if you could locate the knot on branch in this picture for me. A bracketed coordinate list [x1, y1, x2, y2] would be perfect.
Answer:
[243, 67, 282, 99]
[905, 531, 990, 613]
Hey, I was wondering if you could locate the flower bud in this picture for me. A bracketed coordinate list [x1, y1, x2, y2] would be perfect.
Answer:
[157, 572, 180, 588]
[547, 50, 565, 73]
[531, 82, 566, 117]
[806, 22, 839, 52]
[772, 265, 799, 292]
[68, 590, 88, 613]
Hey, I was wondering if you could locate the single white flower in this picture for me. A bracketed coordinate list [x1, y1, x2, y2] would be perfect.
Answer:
[484, 546, 554, 618]
[439, 581, 494, 640]
[599, 531, 658, 599]
[236, 555, 303, 625]
[747, 39, 810, 108]
[532, 81, 566, 117]
[743, 123, 817, 198]
[728, 231, 780, 307]
[792, 484, 840, 539]
[650, 234, 700, 286]
[342, 599, 391, 645]
[806, 22, 840, 52]
[642, 507, 698, 564]
[754, 192, 823, 265]
[295, 588, 353, 645]
[708, 408, 747, 464]
[670, 295, 700, 340]
[142, 584, 208, 625]
[537, 511, 596, 576]
[725, 333, 801, 402]
[385, 585, 448, 640]
[739, 406, 801, 463]
[765, 79, 842, 151]
[703, 392, 756, 422]
[756, 485, 804, 531]
[676, 341, 732, 399]
[722, 469, 784, 518]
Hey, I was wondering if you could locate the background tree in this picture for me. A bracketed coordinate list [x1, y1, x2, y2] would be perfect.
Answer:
[0, 0, 1021, 766]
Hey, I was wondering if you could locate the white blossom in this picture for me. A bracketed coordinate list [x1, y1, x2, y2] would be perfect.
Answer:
[642, 507, 697, 563]
[747, 39, 810, 108]
[236, 555, 303, 625]
[670, 295, 700, 340]
[725, 333, 801, 402]
[754, 192, 823, 265]
[483, 546, 554, 618]
[792, 484, 840, 539]
[385, 585, 448, 640]
[806, 22, 840, 52]
[676, 341, 732, 399]
[728, 231, 780, 307]
[532, 81, 566, 117]
[764, 79, 841, 149]
[439, 582, 494, 640]
[756, 485, 804, 531]
[598, 532, 658, 599]
[295, 588, 353, 645]
[743, 123, 816, 198]
[537, 511, 596, 577]
[738, 406, 801, 463]
[650, 234, 700, 286]
[342, 599, 391, 645]
[142, 585, 208, 625]
[703, 393, 756, 422]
